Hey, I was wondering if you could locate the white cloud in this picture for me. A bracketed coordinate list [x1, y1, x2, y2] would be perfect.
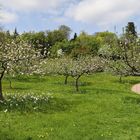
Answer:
[65, 0, 140, 26]
[0, 0, 71, 12]
[0, 0, 140, 27]
[0, 10, 18, 23]
[0, 0, 72, 23]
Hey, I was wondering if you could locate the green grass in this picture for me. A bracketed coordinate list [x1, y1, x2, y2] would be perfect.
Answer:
[1, 73, 140, 140]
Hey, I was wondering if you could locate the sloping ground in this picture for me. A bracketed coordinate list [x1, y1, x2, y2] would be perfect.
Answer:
[1, 74, 140, 140]
[132, 84, 140, 94]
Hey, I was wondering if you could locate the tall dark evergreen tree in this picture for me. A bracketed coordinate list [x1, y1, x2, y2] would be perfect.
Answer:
[13, 28, 19, 38]
[73, 33, 77, 40]
[125, 22, 137, 37]
[71, 33, 77, 41]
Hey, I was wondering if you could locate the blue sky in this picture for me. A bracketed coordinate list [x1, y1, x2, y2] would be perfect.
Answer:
[0, 0, 140, 35]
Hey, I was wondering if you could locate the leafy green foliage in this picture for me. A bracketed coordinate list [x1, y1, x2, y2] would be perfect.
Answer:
[21, 31, 48, 56]
[71, 32, 100, 57]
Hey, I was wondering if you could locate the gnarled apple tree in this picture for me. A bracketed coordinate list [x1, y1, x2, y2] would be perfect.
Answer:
[0, 34, 41, 100]
[43, 56, 104, 91]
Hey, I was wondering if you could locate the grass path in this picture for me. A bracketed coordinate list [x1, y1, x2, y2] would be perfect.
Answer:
[132, 83, 140, 94]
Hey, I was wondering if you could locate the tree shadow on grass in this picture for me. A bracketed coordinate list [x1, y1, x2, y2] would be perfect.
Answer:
[123, 96, 140, 105]
[0, 131, 15, 140]
[50, 83, 129, 95]
[53, 81, 92, 86]
[80, 87, 129, 95]
[112, 78, 140, 85]
[6, 76, 47, 83]
[11, 87, 31, 90]
[124, 79, 140, 85]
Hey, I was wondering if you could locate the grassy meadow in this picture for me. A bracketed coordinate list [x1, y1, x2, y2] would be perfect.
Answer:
[1, 73, 140, 140]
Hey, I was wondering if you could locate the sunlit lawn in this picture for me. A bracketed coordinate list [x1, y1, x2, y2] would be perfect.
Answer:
[1, 73, 140, 140]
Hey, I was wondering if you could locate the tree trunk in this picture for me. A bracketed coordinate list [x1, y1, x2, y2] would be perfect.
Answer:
[8, 79, 12, 89]
[64, 75, 69, 85]
[119, 75, 122, 83]
[0, 69, 5, 100]
[75, 75, 81, 92]
[0, 79, 4, 100]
